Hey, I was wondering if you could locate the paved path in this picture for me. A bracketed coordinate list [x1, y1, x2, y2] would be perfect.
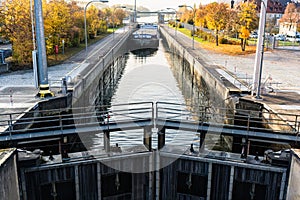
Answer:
[163, 25, 300, 118]
[0, 27, 129, 116]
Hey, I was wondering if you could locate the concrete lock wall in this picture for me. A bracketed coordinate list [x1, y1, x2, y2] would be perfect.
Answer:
[159, 27, 235, 111]
[72, 31, 131, 108]
[286, 150, 300, 200]
[0, 149, 20, 200]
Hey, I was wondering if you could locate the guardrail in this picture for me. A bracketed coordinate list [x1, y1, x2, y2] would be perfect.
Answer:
[0, 101, 299, 141]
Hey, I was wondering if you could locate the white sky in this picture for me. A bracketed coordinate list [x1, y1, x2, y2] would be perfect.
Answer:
[107, 0, 221, 11]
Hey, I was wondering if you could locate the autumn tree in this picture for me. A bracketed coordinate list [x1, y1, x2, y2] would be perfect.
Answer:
[205, 2, 230, 46]
[114, 9, 126, 26]
[195, 4, 207, 37]
[0, 0, 33, 66]
[280, 3, 300, 33]
[44, 0, 72, 54]
[237, 1, 258, 51]
[179, 7, 194, 24]
[226, 9, 239, 38]
[67, 2, 85, 47]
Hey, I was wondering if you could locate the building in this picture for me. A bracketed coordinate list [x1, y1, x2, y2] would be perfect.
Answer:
[279, 12, 300, 36]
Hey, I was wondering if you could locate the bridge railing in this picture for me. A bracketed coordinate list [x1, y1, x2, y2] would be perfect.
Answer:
[156, 101, 300, 134]
[0, 101, 299, 137]
[0, 102, 154, 137]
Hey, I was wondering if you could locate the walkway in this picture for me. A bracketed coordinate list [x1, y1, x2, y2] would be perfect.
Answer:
[0, 27, 129, 117]
[162, 25, 300, 118]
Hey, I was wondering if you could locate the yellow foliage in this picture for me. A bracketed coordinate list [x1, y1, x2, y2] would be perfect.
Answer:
[239, 26, 250, 39]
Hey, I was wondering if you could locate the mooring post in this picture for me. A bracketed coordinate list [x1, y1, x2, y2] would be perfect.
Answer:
[144, 126, 152, 151]
[158, 127, 165, 150]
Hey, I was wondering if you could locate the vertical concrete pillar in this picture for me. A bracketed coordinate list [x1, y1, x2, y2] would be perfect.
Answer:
[104, 131, 110, 152]
[158, 127, 165, 150]
[206, 162, 212, 200]
[75, 165, 80, 200]
[144, 126, 152, 150]
[279, 171, 287, 200]
[228, 166, 235, 200]
[97, 163, 102, 200]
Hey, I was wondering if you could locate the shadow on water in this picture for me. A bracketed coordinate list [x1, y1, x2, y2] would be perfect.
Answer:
[130, 48, 158, 58]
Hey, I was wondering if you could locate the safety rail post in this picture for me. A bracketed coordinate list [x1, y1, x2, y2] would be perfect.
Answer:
[8, 114, 13, 140]
[246, 114, 251, 157]
[151, 102, 155, 125]
[59, 113, 63, 132]
[143, 126, 152, 151]
[155, 102, 159, 120]
[295, 115, 299, 133]
[158, 127, 165, 150]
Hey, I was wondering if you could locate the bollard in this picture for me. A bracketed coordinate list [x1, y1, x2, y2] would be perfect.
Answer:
[61, 77, 67, 95]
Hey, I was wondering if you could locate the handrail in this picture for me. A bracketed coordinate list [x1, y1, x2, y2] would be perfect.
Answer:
[0, 101, 299, 138]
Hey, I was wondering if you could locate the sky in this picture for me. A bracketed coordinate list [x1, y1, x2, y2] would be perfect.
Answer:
[107, 0, 221, 11]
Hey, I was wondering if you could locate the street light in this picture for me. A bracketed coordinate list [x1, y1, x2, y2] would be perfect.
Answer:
[166, 8, 178, 36]
[112, 6, 126, 40]
[178, 5, 196, 49]
[252, 0, 268, 99]
[84, 0, 108, 52]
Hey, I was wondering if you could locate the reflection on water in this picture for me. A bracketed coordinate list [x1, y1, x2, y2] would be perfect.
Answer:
[92, 45, 199, 149]
[92, 38, 229, 151]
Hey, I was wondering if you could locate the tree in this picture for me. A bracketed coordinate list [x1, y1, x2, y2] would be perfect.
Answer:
[226, 9, 239, 38]
[280, 3, 300, 34]
[237, 1, 258, 51]
[0, 0, 33, 66]
[114, 9, 126, 26]
[205, 2, 230, 46]
[68, 2, 85, 46]
[195, 4, 207, 36]
[179, 7, 193, 24]
[44, 0, 72, 54]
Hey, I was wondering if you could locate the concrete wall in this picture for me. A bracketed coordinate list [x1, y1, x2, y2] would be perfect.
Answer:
[0, 148, 19, 200]
[160, 27, 231, 104]
[286, 149, 300, 200]
[72, 31, 131, 108]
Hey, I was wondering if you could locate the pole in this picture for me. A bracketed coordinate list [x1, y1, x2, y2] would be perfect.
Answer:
[252, 0, 268, 98]
[178, 5, 195, 49]
[84, 0, 108, 52]
[34, 0, 53, 98]
[84, 2, 91, 53]
[134, 0, 136, 22]
[167, 8, 177, 36]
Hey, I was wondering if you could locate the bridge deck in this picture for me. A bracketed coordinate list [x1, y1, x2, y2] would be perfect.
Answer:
[0, 102, 299, 145]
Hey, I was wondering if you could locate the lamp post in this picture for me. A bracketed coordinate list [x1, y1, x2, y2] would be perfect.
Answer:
[167, 8, 178, 36]
[252, 0, 268, 99]
[84, 0, 108, 52]
[134, 0, 137, 23]
[112, 6, 126, 40]
[178, 5, 195, 49]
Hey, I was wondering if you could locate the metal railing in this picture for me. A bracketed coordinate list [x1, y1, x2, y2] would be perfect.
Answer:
[0, 101, 299, 140]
